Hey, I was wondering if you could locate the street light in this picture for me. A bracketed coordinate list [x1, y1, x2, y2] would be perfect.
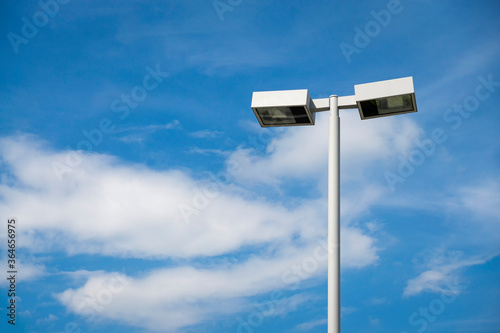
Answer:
[251, 76, 417, 333]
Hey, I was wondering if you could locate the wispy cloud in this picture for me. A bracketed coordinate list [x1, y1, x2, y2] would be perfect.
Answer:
[418, 40, 500, 100]
[368, 297, 388, 305]
[187, 147, 229, 157]
[115, 120, 180, 143]
[428, 317, 500, 332]
[454, 181, 500, 221]
[115, 121, 180, 133]
[189, 129, 223, 139]
[403, 248, 496, 297]
[0, 254, 46, 286]
[295, 318, 327, 331]
[35, 314, 58, 326]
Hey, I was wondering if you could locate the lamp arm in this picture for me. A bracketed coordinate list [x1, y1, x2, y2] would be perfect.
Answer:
[311, 95, 357, 112]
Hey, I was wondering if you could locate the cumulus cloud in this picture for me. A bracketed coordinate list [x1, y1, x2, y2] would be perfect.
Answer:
[341, 227, 379, 267]
[0, 135, 325, 259]
[227, 112, 421, 187]
[0, 127, 395, 331]
[0, 134, 383, 262]
[56, 257, 320, 332]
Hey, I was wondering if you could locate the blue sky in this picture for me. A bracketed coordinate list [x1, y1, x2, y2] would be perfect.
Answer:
[1, 0, 500, 332]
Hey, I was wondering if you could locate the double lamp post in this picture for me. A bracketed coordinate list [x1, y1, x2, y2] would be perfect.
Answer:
[250, 77, 418, 333]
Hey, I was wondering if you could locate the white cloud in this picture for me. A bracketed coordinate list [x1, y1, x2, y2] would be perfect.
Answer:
[418, 40, 500, 102]
[295, 318, 327, 331]
[56, 259, 318, 332]
[55, 233, 378, 331]
[339, 111, 421, 180]
[228, 112, 421, 185]
[341, 306, 357, 316]
[115, 120, 180, 144]
[0, 132, 387, 331]
[0, 135, 325, 259]
[403, 248, 495, 297]
[187, 147, 228, 156]
[189, 129, 223, 139]
[341, 227, 379, 267]
[439, 180, 500, 249]
[0, 134, 383, 265]
[265, 293, 316, 317]
[404, 270, 453, 297]
[115, 120, 180, 133]
[0, 255, 46, 286]
[368, 297, 388, 305]
[228, 111, 422, 228]
[35, 314, 58, 325]
[455, 181, 500, 221]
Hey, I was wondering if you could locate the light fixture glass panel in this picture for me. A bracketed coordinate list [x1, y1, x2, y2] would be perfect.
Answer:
[267, 107, 294, 119]
[359, 93, 415, 119]
[377, 94, 414, 114]
[255, 106, 311, 126]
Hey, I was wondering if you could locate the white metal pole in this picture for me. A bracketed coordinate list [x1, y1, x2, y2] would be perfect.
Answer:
[328, 95, 340, 333]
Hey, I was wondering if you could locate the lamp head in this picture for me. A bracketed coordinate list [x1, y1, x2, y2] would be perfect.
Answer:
[355, 77, 417, 119]
[251, 89, 315, 127]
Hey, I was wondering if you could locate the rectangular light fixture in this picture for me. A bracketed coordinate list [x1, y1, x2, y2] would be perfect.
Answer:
[355, 77, 417, 120]
[251, 89, 315, 127]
